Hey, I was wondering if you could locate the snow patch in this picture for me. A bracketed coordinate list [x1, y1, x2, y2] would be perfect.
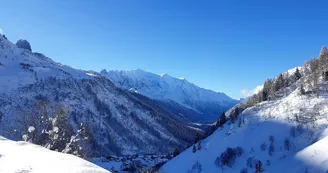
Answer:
[0, 136, 110, 173]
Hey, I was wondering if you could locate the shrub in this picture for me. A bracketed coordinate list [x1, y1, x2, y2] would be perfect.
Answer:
[217, 147, 244, 168]
[269, 135, 275, 143]
[215, 157, 222, 168]
[197, 141, 201, 150]
[235, 147, 244, 156]
[268, 135, 275, 156]
[290, 127, 296, 137]
[269, 142, 274, 156]
[240, 168, 248, 173]
[187, 161, 202, 173]
[246, 157, 255, 168]
[255, 160, 263, 173]
[173, 148, 180, 157]
[260, 142, 266, 151]
[221, 148, 237, 167]
[284, 138, 290, 151]
[192, 144, 197, 153]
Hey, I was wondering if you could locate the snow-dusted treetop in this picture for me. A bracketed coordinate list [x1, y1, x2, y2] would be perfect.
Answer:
[28, 126, 35, 133]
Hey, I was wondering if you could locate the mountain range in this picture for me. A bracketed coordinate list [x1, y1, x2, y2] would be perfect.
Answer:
[102, 69, 238, 123]
[0, 34, 235, 157]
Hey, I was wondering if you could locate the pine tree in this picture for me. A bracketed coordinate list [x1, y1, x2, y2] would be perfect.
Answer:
[262, 79, 273, 101]
[273, 74, 284, 92]
[320, 46, 327, 56]
[192, 144, 197, 153]
[218, 112, 227, 126]
[310, 58, 320, 97]
[319, 46, 328, 80]
[194, 133, 200, 144]
[173, 148, 180, 157]
[284, 138, 290, 151]
[197, 141, 201, 150]
[268, 135, 275, 156]
[294, 68, 302, 81]
[300, 82, 305, 95]
[255, 160, 263, 173]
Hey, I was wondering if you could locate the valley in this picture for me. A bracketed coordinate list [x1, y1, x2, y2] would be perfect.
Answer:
[0, 2, 327, 172]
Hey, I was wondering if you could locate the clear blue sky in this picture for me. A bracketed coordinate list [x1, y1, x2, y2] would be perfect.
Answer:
[1, 0, 328, 99]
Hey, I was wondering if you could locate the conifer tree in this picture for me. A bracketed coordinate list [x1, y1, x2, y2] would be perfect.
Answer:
[173, 148, 180, 157]
[262, 79, 273, 101]
[192, 144, 197, 153]
[294, 68, 302, 81]
[319, 46, 328, 80]
[300, 83, 305, 95]
[273, 74, 284, 92]
[255, 160, 263, 173]
[194, 133, 200, 144]
[218, 112, 227, 126]
[320, 46, 327, 56]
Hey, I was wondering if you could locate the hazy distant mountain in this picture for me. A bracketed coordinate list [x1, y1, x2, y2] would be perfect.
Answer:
[102, 69, 239, 123]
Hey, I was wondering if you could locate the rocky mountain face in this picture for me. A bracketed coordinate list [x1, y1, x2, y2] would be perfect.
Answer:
[0, 34, 203, 157]
[102, 69, 239, 123]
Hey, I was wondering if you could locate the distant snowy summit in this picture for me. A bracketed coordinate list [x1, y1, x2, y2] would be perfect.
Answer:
[101, 69, 239, 123]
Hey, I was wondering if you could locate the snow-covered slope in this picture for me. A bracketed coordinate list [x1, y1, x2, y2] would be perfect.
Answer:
[161, 90, 328, 173]
[0, 37, 91, 93]
[102, 69, 238, 123]
[161, 63, 328, 173]
[0, 136, 110, 173]
[0, 34, 202, 156]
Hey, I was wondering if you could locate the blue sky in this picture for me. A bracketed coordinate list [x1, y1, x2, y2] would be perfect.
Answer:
[1, 0, 328, 99]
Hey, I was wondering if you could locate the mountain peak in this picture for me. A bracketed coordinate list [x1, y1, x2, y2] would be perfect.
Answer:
[104, 69, 238, 123]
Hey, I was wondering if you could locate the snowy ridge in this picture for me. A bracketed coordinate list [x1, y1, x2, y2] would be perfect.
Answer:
[0, 36, 92, 93]
[102, 69, 238, 123]
[161, 89, 328, 173]
[0, 136, 110, 173]
[161, 64, 328, 172]
[0, 35, 202, 156]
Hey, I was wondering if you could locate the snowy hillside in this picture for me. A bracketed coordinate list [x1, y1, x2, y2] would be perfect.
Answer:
[0, 34, 202, 157]
[0, 136, 110, 173]
[0, 36, 92, 93]
[161, 90, 328, 173]
[160, 49, 328, 173]
[102, 69, 238, 123]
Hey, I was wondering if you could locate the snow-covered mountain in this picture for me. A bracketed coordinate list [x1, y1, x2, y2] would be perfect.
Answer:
[0, 34, 203, 157]
[160, 50, 328, 173]
[102, 69, 239, 123]
[0, 136, 110, 173]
